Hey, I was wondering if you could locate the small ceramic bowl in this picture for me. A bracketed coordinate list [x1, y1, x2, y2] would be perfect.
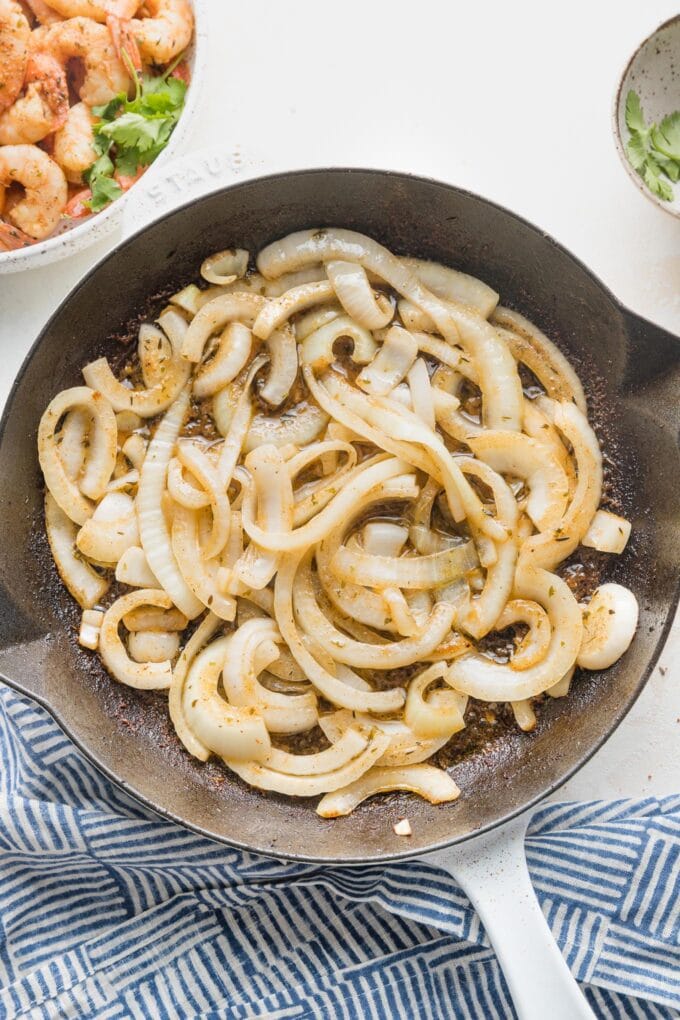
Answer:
[613, 14, 680, 218]
[0, 0, 208, 274]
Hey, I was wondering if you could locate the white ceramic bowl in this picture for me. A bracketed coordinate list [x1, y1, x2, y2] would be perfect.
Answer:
[613, 14, 680, 219]
[0, 0, 208, 274]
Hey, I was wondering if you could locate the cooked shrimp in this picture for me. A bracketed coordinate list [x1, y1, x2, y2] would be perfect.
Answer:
[131, 0, 192, 64]
[52, 99, 95, 181]
[36, 0, 138, 22]
[37, 15, 131, 104]
[0, 143, 67, 238]
[24, 0, 63, 24]
[0, 218, 34, 248]
[0, 0, 30, 113]
[0, 51, 67, 143]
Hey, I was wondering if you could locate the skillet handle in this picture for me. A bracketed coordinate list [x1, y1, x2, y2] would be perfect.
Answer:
[427, 813, 595, 1020]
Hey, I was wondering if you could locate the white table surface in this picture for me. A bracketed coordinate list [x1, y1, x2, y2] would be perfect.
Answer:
[0, 0, 678, 803]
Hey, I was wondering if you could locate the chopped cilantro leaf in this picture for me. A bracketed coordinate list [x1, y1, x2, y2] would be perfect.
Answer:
[625, 90, 647, 135]
[624, 91, 680, 203]
[651, 112, 680, 162]
[643, 159, 674, 201]
[114, 148, 141, 178]
[625, 133, 647, 170]
[88, 175, 123, 213]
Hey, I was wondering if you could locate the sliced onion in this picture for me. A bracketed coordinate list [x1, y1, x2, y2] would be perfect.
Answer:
[511, 700, 537, 732]
[468, 430, 568, 533]
[128, 630, 180, 663]
[295, 302, 342, 340]
[232, 445, 293, 590]
[495, 598, 551, 671]
[407, 357, 435, 430]
[169, 611, 221, 761]
[326, 260, 393, 329]
[319, 710, 450, 767]
[315, 475, 420, 632]
[39, 387, 117, 524]
[121, 433, 147, 471]
[99, 589, 174, 689]
[136, 389, 203, 619]
[492, 307, 587, 413]
[319, 370, 505, 542]
[257, 229, 522, 428]
[456, 457, 518, 639]
[357, 325, 418, 396]
[115, 545, 159, 587]
[252, 280, 335, 340]
[213, 353, 267, 480]
[123, 605, 187, 631]
[289, 440, 357, 526]
[176, 441, 230, 560]
[44, 493, 109, 609]
[274, 550, 406, 712]
[167, 456, 210, 509]
[182, 292, 265, 363]
[331, 540, 477, 590]
[138, 322, 172, 387]
[241, 455, 413, 553]
[193, 322, 253, 399]
[170, 283, 203, 315]
[83, 314, 191, 419]
[362, 521, 408, 557]
[582, 509, 631, 555]
[201, 248, 249, 286]
[520, 401, 602, 571]
[293, 557, 456, 668]
[183, 636, 271, 761]
[221, 618, 317, 734]
[76, 491, 139, 565]
[245, 403, 328, 453]
[79, 609, 103, 650]
[264, 726, 367, 775]
[447, 565, 582, 701]
[171, 506, 237, 620]
[224, 729, 390, 796]
[405, 663, 467, 739]
[299, 314, 377, 371]
[577, 583, 638, 670]
[263, 264, 327, 297]
[523, 398, 576, 498]
[548, 666, 575, 699]
[316, 764, 460, 817]
[261, 325, 298, 407]
[401, 257, 499, 318]
[58, 408, 89, 481]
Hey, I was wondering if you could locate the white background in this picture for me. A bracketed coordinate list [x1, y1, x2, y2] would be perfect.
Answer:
[0, 0, 678, 801]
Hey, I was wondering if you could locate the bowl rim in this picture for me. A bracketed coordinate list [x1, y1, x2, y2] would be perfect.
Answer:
[0, 0, 208, 271]
[611, 12, 680, 220]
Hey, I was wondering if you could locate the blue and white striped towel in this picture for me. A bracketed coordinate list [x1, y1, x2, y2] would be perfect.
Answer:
[0, 682, 678, 1020]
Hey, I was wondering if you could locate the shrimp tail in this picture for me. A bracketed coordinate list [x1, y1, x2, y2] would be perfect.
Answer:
[25, 52, 69, 129]
[0, 219, 35, 250]
[107, 15, 142, 75]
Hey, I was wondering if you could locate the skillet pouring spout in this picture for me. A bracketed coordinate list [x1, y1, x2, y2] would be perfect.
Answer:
[0, 168, 678, 866]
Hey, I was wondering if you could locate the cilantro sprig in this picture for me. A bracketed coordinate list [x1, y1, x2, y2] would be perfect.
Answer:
[83, 67, 187, 213]
[624, 90, 680, 202]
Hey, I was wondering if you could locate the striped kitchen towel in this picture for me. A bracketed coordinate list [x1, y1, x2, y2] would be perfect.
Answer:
[0, 683, 678, 1020]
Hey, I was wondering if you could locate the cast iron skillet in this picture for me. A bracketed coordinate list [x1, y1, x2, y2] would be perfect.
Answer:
[0, 169, 678, 870]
